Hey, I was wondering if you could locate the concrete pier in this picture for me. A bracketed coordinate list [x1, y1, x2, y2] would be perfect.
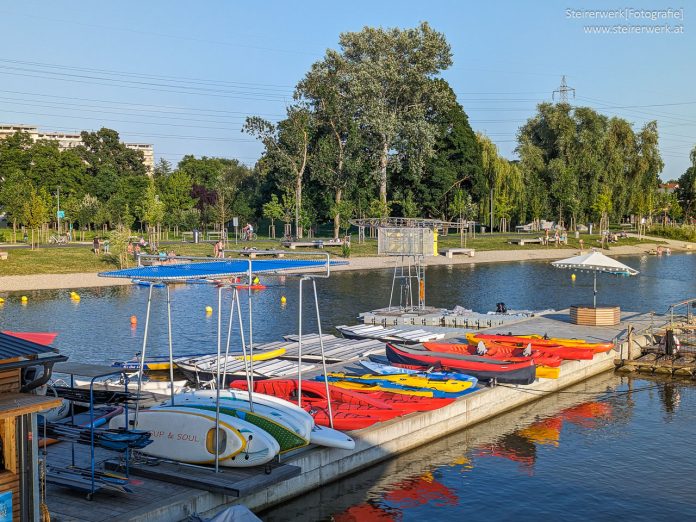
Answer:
[46, 310, 663, 521]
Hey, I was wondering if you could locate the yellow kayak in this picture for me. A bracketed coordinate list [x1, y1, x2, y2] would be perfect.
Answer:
[536, 366, 560, 379]
[328, 380, 441, 397]
[142, 347, 287, 371]
[325, 372, 474, 394]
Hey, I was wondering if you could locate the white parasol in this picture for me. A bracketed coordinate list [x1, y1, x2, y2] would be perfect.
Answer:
[551, 250, 639, 307]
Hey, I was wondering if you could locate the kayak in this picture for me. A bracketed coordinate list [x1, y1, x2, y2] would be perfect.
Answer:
[114, 347, 286, 371]
[422, 341, 563, 367]
[367, 354, 557, 381]
[466, 333, 613, 353]
[464, 334, 595, 360]
[385, 343, 537, 385]
[323, 372, 476, 394]
[232, 378, 452, 413]
[322, 379, 467, 399]
[229, 379, 403, 429]
[359, 359, 478, 383]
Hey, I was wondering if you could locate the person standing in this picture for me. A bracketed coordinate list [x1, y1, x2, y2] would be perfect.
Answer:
[93, 236, 100, 255]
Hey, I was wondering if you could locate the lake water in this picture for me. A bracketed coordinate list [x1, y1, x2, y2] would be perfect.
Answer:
[0, 252, 695, 520]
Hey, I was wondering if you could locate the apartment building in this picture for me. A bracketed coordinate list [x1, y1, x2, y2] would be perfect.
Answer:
[0, 123, 154, 172]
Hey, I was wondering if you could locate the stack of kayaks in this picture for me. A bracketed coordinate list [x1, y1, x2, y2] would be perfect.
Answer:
[317, 371, 477, 399]
[231, 379, 403, 430]
[109, 389, 356, 467]
[421, 340, 561, 379]
[465, 333, 612, 360]
[385, 343, 538, 385]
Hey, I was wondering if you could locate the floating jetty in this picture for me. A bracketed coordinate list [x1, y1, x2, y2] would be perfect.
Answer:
[46, 308, 662, 521]
[360, 305, 548, 330]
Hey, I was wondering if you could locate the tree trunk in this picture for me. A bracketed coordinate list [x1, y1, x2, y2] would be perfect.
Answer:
[295, 172, 303, 239]
[378, 138, 388, 211]
[333, 188, 342, 239]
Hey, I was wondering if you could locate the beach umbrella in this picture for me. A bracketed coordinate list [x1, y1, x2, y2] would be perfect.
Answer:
[551, 250, 639, 307]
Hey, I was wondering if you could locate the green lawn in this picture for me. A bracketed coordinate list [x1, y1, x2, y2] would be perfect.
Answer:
[0, 232, 664, 276]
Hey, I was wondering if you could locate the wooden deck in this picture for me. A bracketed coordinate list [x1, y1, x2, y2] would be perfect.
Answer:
[45, 439, 300, 521]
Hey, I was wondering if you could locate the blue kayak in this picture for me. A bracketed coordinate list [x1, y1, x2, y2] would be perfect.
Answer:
[362, 356, 479, 385]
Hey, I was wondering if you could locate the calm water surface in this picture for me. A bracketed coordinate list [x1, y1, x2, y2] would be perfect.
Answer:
[0, 253, 695, 520]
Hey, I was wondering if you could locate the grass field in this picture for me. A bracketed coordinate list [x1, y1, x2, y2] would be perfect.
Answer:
[0, 232, 662, 276]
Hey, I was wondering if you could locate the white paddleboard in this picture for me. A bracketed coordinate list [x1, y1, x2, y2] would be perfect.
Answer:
[184, 390, 313, 439]
[310, 425, 355, 450]
[108, 407, 244, 464]
[159, 406, 280, 467]
[222, 389, 314, 433]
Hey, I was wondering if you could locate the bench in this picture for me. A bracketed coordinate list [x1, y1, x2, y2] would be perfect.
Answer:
[508, 237, 544, 245]
[0, 252, 7, 260]
[281, 240, 324, 250]
[443, 248, 475, 258]
[240, 250, 285, 259]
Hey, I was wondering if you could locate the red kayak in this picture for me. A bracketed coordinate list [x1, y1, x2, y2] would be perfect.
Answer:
[231, 379, 404, 429]
[386, 343, 537, 385]
[2, 331, 57, 346]
[232, 378, 453, 414]
[423, 341, 563, 367]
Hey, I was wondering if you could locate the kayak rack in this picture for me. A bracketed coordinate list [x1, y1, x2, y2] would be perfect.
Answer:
[47, 362, 134, 500]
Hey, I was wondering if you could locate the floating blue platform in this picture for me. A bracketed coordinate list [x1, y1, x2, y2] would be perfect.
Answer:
[99, 259, 344, 281]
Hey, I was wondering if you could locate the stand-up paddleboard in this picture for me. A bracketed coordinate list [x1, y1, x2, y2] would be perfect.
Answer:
[310, 425, 355, 450]
[158, 406, 280, 467]
[109, 407, 245, 464]
[171, 401, 309, 454]
[189, 389, 314, 438]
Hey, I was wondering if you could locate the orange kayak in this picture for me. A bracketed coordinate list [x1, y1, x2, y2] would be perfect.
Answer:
[466, 333, 613, 353]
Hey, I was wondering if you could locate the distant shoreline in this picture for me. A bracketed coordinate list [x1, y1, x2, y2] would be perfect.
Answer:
[1, 235, 691, 293]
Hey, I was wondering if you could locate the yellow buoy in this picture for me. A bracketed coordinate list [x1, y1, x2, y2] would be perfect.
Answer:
[280, 296, 287, 305]
[571, 273, 576, 281]
[72, 295, 80, 302]
[0, 297, 4, 304]
[205, 306, 213, 314]
[253, 276, 260, 284]
[20, 296, 28, 303]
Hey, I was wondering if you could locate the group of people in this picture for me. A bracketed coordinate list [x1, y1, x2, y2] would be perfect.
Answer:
[543, 228, 568, 247]
[92, 237, 110, 254]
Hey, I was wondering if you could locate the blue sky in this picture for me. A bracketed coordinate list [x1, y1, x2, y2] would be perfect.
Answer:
[0, 0, 692, 180]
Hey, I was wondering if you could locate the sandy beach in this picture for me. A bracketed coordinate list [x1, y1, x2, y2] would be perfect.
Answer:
[0, 234, 692, 293]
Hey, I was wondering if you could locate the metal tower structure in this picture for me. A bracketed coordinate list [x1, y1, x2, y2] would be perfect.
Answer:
[553, 75, 576, 103]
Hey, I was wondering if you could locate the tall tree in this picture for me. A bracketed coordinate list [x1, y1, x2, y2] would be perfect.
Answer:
[244, 105, 312, 238]
[677, 145, 696, 219]
[21, 186, 50, 249]
[76, 128, 148, 202]
[316, 22, 454, 210]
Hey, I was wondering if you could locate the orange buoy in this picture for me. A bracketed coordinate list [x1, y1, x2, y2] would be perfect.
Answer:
[130, 315, 137, 325]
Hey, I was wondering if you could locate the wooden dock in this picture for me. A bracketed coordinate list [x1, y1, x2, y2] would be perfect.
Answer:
[46, 309, 665, 521]
[45, 440, 300, 521]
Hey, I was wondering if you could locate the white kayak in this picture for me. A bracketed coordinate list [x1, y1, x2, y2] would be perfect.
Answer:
[157, 406, 280, 467]
[109, 407, 244, 464]
[310, 425, 355, 450]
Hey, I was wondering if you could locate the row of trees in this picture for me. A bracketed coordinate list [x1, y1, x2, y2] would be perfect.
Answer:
[1, 23, 694, 242]
[0, 128, 263, 242]
[244, 23, 690, 237]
